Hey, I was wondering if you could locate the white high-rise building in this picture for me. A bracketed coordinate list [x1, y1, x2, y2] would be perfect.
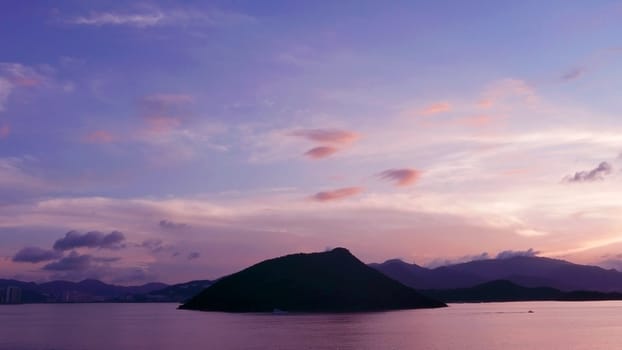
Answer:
[5, 286, 22, 304]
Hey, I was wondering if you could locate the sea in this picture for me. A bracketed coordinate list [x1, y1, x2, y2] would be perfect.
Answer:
[1, 301, 622, 349]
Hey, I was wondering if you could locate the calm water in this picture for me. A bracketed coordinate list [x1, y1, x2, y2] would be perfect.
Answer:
[2, 301, 622, 349]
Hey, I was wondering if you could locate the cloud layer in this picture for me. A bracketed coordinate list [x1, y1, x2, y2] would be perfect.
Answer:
[3, 1, 622, 284]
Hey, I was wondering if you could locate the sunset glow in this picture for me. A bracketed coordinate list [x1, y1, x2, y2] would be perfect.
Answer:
[2, 1, 622, 285]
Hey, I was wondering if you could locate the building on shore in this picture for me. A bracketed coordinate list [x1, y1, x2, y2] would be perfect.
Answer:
[3, 286, 22, 304]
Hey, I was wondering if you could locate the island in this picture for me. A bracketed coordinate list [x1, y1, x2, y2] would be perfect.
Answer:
[179, 247, 446, 312]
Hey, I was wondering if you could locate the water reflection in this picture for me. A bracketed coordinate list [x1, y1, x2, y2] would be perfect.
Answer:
[2, 302, 622, 349]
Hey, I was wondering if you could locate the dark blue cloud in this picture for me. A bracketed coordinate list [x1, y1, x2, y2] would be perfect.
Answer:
[159, 219, 189, 230]
[53, 231, 125, 251]
[565, 162, 612, 183]
[43, 252, 92, 271]
[12, 246, 61, 263]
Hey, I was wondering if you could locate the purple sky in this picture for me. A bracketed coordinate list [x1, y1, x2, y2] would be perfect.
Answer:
[2, 1, 622, 285]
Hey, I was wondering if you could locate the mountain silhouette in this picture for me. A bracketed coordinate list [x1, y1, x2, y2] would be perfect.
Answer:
[0, 279, 167, 303]
[180, 247, 446, 312]
[131, 280, 213, 302]
[422, 279, 622, 303]
[370, 255, 622, 292]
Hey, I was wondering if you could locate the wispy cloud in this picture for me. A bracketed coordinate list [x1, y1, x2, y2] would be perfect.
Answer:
[453, 115, 494, 128]
[159, 219, 189, 230]
[129, 92, 228, 164]
[421, 102, 451, 116]
[0, 63, 44, 88]
[289, 128, 360, 145]
[378, 168, 422, 187]
[0, 78, 11, 112]
[0, 157, 50, 193]
[496, 248, 539, 259]
[139, 93, 193, 135]
[144, 116, 182, 134]
[69, 12, 165, 27]
[0, 123, 9, 139]
[304, 146, 339, 159]
[425, 252, 490, 268]
[142, 93, 194, 109]
[479, 78, 538, 108]
[425, 248, 540, 267]
[82, 130, 115, 144]
[310, 187, 364, 202]
[0, 63, 46, 112]
[561, 67, 587, 81]
[67, 9, 255, 28]
[515, 228, 549, 237]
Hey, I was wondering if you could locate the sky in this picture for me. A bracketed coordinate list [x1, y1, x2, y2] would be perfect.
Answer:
[1, 0, 622, 285]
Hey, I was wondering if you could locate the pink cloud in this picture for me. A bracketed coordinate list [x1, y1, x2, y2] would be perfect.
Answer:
[83, 130, 115, 144]
[10, 76, 41, 87]
[379, 168, 422, 187]
[454, 115, 493, 128]
[304, 146, 339, 159]
[0, 63, 48, 111]
[0, 124, 10, 139]
[421, 102, 451, 116]
[0, 63, 45, 88]
[310, 187, 364, 202]
[145, 116, 181, 134]
[290, 128, 360, 145]
[137, 93, 192, 136]
[477, 99, 493, 109]
[481, 79, 538, 107]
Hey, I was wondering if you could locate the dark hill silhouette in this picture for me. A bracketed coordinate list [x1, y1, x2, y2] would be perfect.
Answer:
[39, 279, 167, 298]
[180, 248, 446, 312]
[0, 279, 47, 303]
[369, 259, 485, 289]
[371, 256, 622, 292]
[422, 280, 622, 303]
[130, 280, 212, 302]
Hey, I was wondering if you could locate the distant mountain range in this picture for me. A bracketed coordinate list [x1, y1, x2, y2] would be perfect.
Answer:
[370, 255, 622, 292]
[127, 280, 213, 303]
[0, 279, 167, 303]
[6, 253, 622, 306]
[180, 248, 446, 312]
[421, 280, 622, 303]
